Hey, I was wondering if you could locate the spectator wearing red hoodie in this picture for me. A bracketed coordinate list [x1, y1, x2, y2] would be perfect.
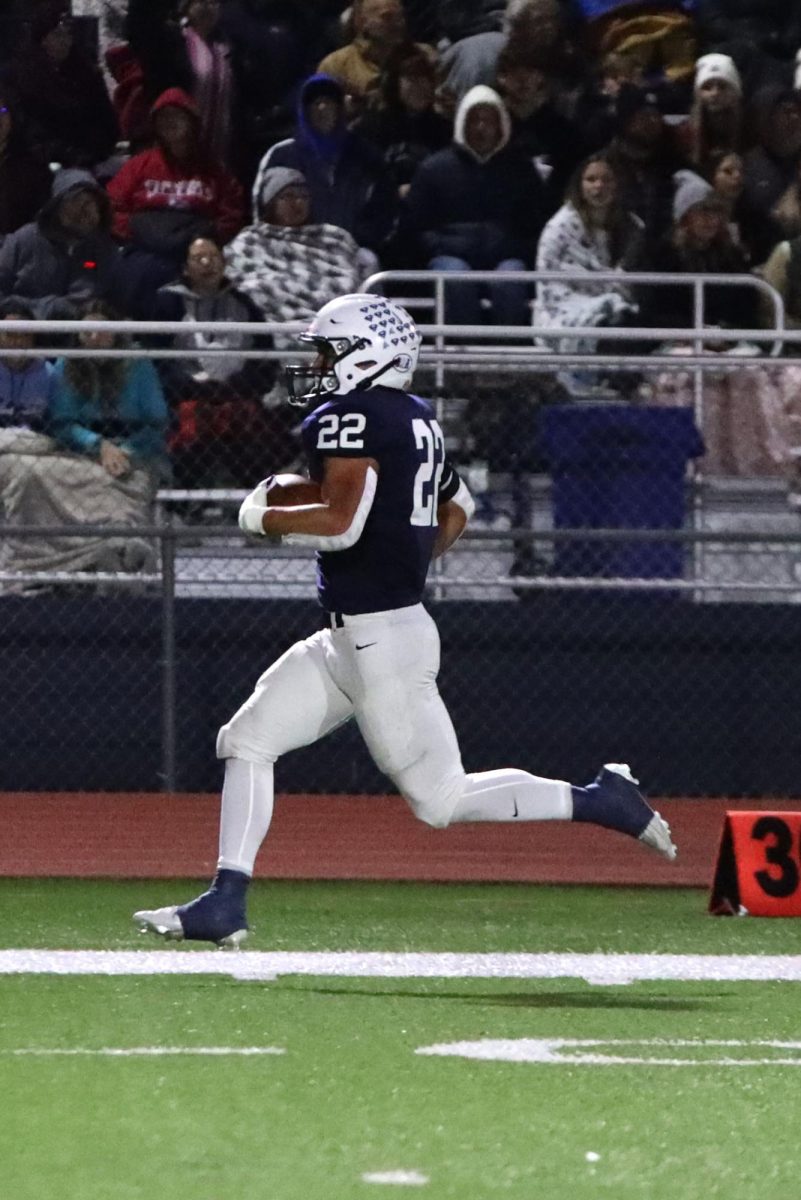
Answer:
[107, 87, 245, 317]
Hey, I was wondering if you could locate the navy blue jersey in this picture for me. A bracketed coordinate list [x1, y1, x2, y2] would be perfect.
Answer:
[301, 385, 452, 614]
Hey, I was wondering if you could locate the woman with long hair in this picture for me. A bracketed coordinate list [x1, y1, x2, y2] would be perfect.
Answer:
[40, 300, 169, 573]
[674, 53, 743, 175]
[534, 153, 642, 355]
[705, 150, 781, 267]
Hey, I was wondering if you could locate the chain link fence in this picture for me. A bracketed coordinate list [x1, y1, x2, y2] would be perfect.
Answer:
[2, 300, 801, 798]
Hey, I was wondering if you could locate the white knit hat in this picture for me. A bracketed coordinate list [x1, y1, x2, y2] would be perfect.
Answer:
[672, 169, 718, 224]
[694, 53, 742, 96]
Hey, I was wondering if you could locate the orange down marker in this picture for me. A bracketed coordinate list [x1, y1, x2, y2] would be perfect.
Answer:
[709, 812, 801, 916]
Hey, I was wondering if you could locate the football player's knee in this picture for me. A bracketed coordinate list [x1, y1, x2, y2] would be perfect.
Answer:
[216, 717, 278, 764]
[402, 776, 464, 829]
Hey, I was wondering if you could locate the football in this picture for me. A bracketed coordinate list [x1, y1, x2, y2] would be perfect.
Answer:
[265, 473, 322, 508]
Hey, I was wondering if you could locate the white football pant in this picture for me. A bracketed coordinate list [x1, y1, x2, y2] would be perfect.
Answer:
[215, 604, 572, 875]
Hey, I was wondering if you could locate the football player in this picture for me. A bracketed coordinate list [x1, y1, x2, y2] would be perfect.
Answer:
[134, 293, 676, 947]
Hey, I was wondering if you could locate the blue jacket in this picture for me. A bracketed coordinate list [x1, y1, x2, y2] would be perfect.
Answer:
[0, 359, 52, 429]
[252, 75, 396, 250]
[48, 357, 168, 464]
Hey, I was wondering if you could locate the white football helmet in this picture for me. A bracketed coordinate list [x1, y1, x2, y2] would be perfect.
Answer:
[285, 293, 421, 405]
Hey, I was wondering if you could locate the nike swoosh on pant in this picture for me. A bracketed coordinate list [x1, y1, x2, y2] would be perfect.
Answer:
[355, 642, 377, 651]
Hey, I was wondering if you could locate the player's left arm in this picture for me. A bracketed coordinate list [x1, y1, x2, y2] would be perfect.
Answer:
[239, 456, 379, 548]
[432, 463, 475, 559]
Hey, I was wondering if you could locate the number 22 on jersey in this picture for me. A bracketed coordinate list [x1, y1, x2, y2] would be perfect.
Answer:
[411, 418, 445, 527]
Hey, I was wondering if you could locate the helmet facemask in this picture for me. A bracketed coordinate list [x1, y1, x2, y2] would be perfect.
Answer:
[285, 335, 369, 406]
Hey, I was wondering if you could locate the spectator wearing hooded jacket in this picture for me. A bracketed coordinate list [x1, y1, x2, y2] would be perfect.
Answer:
[0, 88, 53, 245]
[9, 2, 118, 170]
[404, 84, 549, 326]
[0, 168, 119, 319]
[107, 88, 245, 317]
[251, 74, 396, 257]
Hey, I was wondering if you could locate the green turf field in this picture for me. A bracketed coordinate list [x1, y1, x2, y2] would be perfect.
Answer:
[1, 879, 800, 1199]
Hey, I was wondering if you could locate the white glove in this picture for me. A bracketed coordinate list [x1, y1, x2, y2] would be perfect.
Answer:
[238, 477, 273, 536]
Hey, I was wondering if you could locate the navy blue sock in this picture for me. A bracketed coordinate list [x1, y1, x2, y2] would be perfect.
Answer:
[211, 868, 250, 897]
[570, 786, 595, 824]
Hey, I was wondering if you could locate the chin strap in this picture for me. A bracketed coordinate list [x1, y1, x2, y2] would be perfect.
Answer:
[354, 357, 405, 391]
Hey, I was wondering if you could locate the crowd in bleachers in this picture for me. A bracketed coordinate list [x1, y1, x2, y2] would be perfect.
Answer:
[2, 0, 801, 582]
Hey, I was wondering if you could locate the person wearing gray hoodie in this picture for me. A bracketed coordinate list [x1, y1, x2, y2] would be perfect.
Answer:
[0, 168, 119, 320]
[403, 84, 548, 324]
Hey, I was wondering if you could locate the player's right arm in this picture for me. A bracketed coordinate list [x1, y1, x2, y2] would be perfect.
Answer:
[239, 456, 379, 547]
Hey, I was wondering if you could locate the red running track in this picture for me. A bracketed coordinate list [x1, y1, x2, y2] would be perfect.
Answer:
[1, 792, 799, 885]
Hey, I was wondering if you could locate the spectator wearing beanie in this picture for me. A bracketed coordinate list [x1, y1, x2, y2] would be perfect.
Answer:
[631, 169, 756, 331]
[10, 2, 118, 170]
[225, 166, 362, 334]
[673, 53, 743, 174]
[742, 87, 801, 218]
[696, 0, 801, 93]
[605, 85, 681, 236]
[252, 74, 396, 258]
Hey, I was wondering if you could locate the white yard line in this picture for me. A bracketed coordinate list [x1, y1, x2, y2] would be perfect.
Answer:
[416, 1037, 801, 1068]
[3, 1046, 285, 1057]
[362, 1171, 429, 1186]
[0, 950, 801, 984]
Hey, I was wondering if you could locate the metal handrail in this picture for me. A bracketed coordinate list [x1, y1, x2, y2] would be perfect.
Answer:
[363, 268, 786, 346]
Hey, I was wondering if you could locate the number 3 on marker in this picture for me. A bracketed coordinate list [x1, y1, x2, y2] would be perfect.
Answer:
[751, 816, 800, 898]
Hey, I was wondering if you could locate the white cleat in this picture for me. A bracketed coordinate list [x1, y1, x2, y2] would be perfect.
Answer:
[133, 906, 185, 941]
[639, 812, 678, 862]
